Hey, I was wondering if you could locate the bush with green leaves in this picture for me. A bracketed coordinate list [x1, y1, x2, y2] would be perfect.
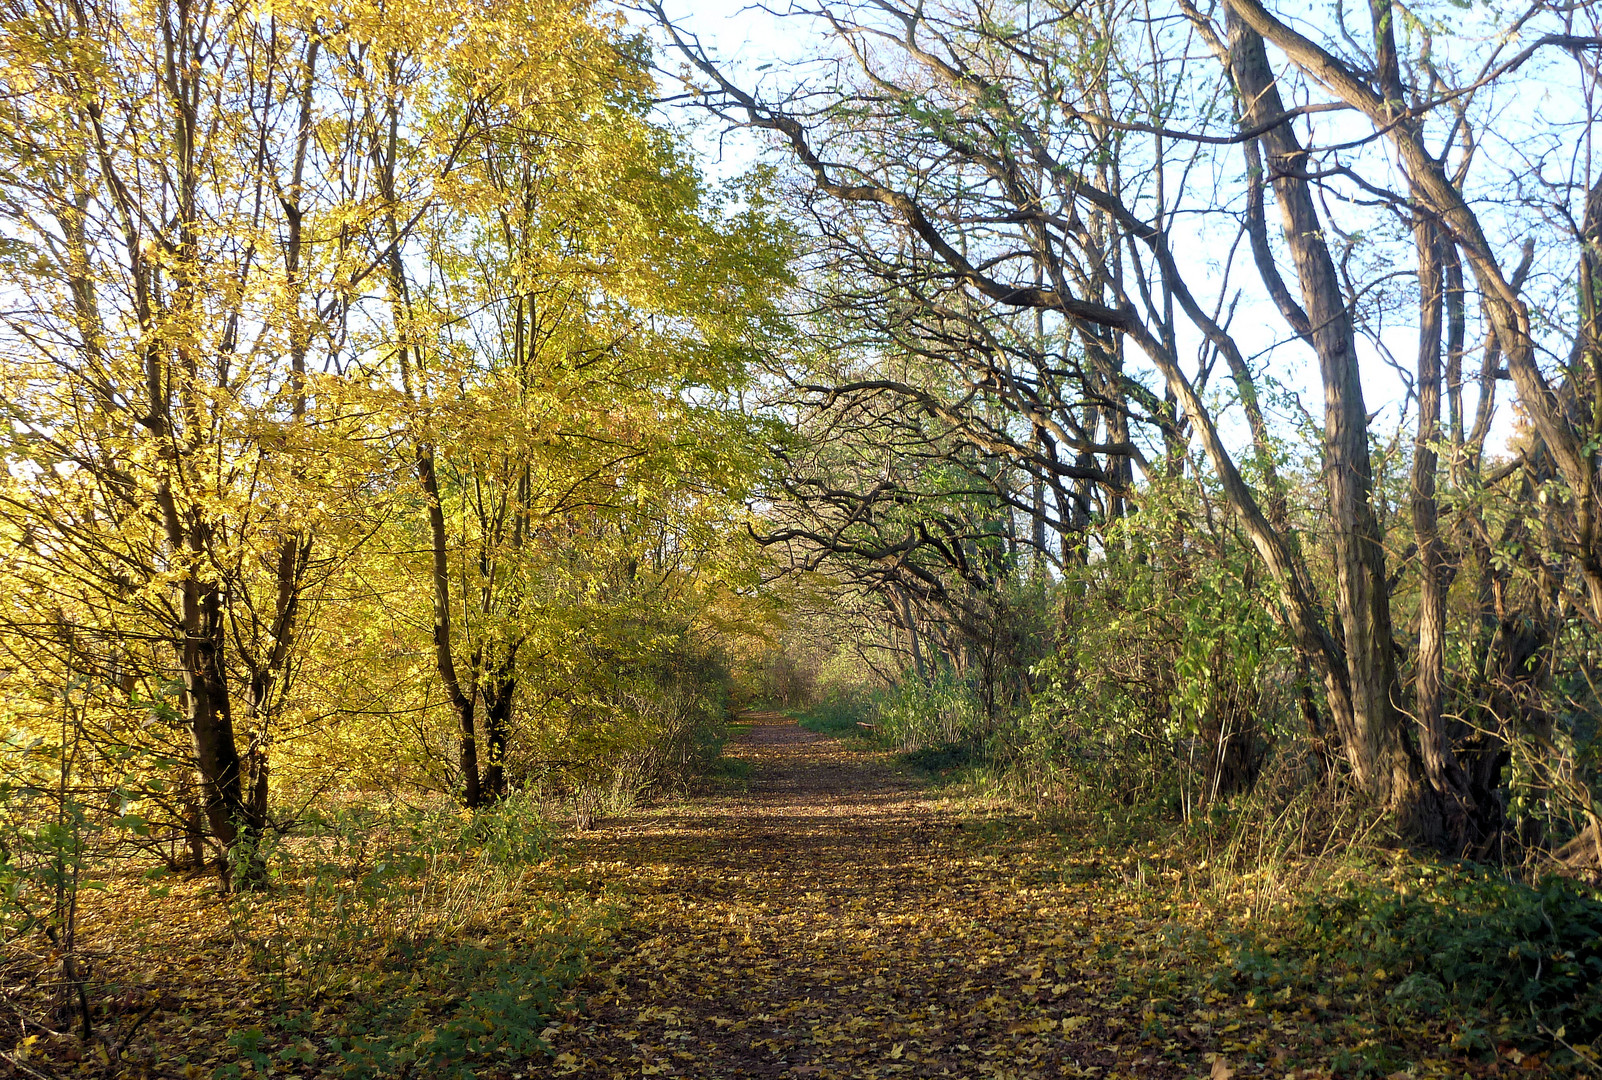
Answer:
[320, 934, 581, 1080]
[1303, 869, 1602, 1046]
[213, 792, 584, 1079]
[873, 671, 986, 753]
[792, 692, 880, 739]
[507, 634, 734, 820]
[1011, 481, 1301, 813]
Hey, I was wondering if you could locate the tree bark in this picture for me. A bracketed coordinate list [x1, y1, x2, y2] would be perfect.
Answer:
[1223, 0, 1602, 626]
[1409, 216, 1476, 846]
[1225, 5, 1412, 805]
[894, 585, 928, 681]
[179, 573, 258, 884]
[419, 447, 483, 809]
[482, 670, 515, 802]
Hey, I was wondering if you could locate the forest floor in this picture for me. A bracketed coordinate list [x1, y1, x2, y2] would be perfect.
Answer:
[1, 714, 1566, 1079]
[534, 713, 1539, 1080]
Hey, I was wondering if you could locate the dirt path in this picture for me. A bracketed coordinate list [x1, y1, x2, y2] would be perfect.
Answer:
[535, 713, 1194, 1080]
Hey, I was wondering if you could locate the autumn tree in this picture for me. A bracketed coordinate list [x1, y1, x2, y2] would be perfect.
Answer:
[0, 0, 386, 882]
[0, 0, 707, 873]
[364, 1, 787, 806]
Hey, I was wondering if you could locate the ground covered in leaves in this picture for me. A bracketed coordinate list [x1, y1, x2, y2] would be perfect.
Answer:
[4, 715, 1583, 1078]
[536, 714, 1565, 1079]
[1, 799, 603, 1080]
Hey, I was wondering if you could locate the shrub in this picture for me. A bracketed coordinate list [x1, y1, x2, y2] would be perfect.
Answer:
[793, 693, 879, 738]
[873, 672, 985, 752]
[1302, 869, 1602, 1045]
[213, 793, 589, 1079]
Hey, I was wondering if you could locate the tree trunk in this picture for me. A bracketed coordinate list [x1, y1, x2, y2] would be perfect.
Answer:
[1226, 6, 1412, 805]
[1224, 0, 1602, 626]
[1409, 216, 1477, 847]
[894, 585, 927, 681]
[417, 447, 482, 808]
[179, 575, 259, 886]
[482, 671, 516, 802]
[180, 780, 207, 871]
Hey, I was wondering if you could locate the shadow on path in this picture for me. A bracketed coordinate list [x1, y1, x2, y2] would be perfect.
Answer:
[536, 712, 1189, 1079]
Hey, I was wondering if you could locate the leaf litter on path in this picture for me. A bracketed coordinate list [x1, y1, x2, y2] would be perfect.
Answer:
[538, 714, 1210, 1079]
[538, 715, 1555, 1079]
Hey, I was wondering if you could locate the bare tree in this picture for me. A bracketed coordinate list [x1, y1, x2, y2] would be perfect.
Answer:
[650, 0, 1602, 848]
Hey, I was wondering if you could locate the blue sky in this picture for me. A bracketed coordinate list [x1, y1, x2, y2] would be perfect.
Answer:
[645, 1, 1540, 468]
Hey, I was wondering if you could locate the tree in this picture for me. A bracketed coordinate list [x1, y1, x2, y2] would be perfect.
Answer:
[366, 4, 787, 805]
[0, 0, 387, 882]
[652, 0, 1602, 848]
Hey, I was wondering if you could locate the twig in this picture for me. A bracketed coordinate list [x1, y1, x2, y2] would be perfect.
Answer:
[115, 1000, 161, 1054]
[1532, 1005, 1602, 1074]
[10, 1009, 71, 1041]
[1, 1050, 61, 1080]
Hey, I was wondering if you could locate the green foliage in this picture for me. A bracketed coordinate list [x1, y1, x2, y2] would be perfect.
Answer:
[207, 794, 591, 1079]
[898, 739, 985, 778]
[510, 636, 734, 820]
[0, 699, 153, 1039]
[792, 694, 879, 739]
[321, 932, 581, 1080]
[0, 734, 95, 943]
[1140, 858, 1602, 1066]
[1303, 870, 1602, 1045]
[230, 795, 553, 998]
[873, 672, 987, 753]
[791, 678, 997, 782]
[1001, 480, 1299, 815]
[706, 744, 753, 792]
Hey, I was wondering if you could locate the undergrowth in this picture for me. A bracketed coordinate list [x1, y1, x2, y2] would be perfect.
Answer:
[797, 687, 1602, 1070]
[1302, 867, 1602, 1055]
[2, 794, 612, 1078]
[706, 721, 754, 792]
[791, 695, 879, 739]
[1022, 795, 1602, 1072]
[1155, 862, 1602, 1072]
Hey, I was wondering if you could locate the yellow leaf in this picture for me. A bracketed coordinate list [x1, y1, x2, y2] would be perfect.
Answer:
[1010, 1017, 1058, 1034]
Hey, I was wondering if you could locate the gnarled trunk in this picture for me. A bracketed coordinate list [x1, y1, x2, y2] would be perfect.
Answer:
[1226, 6, 1413, 807]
